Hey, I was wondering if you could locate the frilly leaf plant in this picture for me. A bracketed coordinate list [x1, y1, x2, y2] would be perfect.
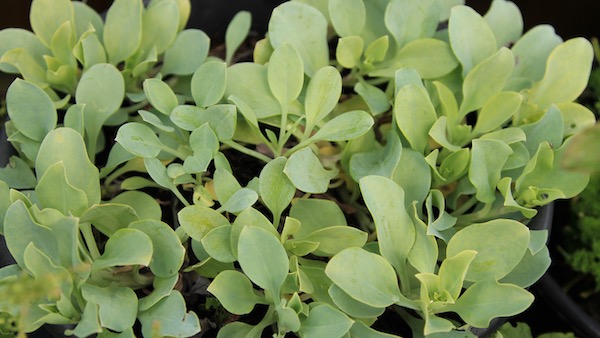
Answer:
[0, 0, 596, 337]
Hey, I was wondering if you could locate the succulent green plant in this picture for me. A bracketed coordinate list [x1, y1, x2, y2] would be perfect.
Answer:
[0, 0, 596, 337]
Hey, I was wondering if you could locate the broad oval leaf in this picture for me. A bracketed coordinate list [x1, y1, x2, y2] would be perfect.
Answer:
[30, 0, 73, 48]
[304, 66, 342, 132]
[460, 48, 514, 117]
[325, 247, 402, 308]
[396, 38, 459, 79]
[394, 84, 437, 153]
[449, 5, 497, 76]
[284, 147, 338, 194]
[162, 29, 210, 75]
[129, 220, 185, 277]
[143, 78, 178, 115]
[92, 228, 153, 272]
[208, 270, 264, 315]
[191, 60, 227, 107]
[259, 157, 296, 223]
[35, 128, 100, 205]
[81, 284, 137, 332]
[138, 291, 201, 338]
[385, 0, 440, 49]
[329, 0, 366, 37]
[238, 226, 289, 299]
[225, 11, 252, 64]
[484, 0, 523, 48]
[178, 205, 230, 241]
[336, 36, 364, 69]
[269, 1, 329, 76]
[225, 63, 280, 119]
[137, 0, 179, 56]
[115, 122, 163, 158]
[449, 279, 534, 328]
[268, 43, 304, 106]
[298, 304, 354, 338]
[311, 110, 374, 142]
[103, 0, 143, 64]
[446, 219, 530, 281]
[473, 91, 522, 135]
[202, 225, 236, 263]
[468, 139, 513, 203]
[6, 79, 57, 141]
[76, 63, 125, 129]
[35, 161, 88, 216]
[529, 38, 594, 109]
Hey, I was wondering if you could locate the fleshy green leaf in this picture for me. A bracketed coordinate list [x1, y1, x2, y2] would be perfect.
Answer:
[449, 5, 497, 76]
[115, 122, 163, 158]
[178, 205, 230, 241]
[385, 0, 440, 49]
[446, 219, 530, 281]
[208, 270, 265, 315]
[162, 29, 210, 75]
[468, 139, 513, 203]
[396, 39, 459, 79]
[484, 0, 523, 48]
[92, 228, 153, 272]
[143, 78, 178, 115]
[129, 220, 185, 277]
[81, 284, 137, 332]
[6, 79, 57, 141]
[311, 110, 374, 142]
[299, 304, 354, 338]
[269, 1, 329, 76]
[35, 161, 88, 216]
[359, 176, 415, 276]
[354, 81, 390, 115]
[473, 91, 522, 135]
[449, 279, 534, 328]
[329, 0, 366, 37]
[238, 226, 289, 299]
[225, 63, 280, 119]
[325, 247, 402, 308]
[268, 43, 304, 106]
[137, 0, 179, 56]
[329, 284, 385, 319]
[460, 48, 514, 117]
[225, 11, 252, 64]
[304, 66, 342, 132]
[191, 60, 227, 107]
[284, 147, 338, 194]
[30, 0, 73, 48]
[138, 291, 201, 338]
[35, 128, 100, 205]
[259, 157, 296, 224]
[394, 84, 437, 153]
[336, 36, 364, 69]
[529, 38, 593, 109]
[103, 0, 143, 64]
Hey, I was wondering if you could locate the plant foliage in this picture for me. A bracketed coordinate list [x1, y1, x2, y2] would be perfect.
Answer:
[0, 0, 596, 337]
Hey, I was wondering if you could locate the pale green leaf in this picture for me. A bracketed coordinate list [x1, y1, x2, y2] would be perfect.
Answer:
[394, 84, 437, 153]
[162, 29, 210, 75]
[446, 219, 530, 281]
[238, 226, 289, 299]
[143, 78, 178, 115]
[336, 36, 364, 69]
[259, 157, 296, 223]
[115, 122, 163, 158]
[449, 5, 497, 76]
[304, 66, 342, 132]
[269, 1, 329, 76]
[129, 220, 185, 277]
[329, 284, 385, 318]
[510, 25, 562, 83]
[484, 0, 523, 48]
[138, 291, 201, 338]
[225, 63, 280, 119]
[178, 205, 230, 241]
[529, 38, 593, 109]
[191, 60, 227, 107]
[385, 0, 440, 49]
[354, 81, 390, 115]
[92, 228, 153, 272]
[284, 147, 338, 193]
[103, 0, 143, 64]
[138, 0, 179, 56]
[396, 39, 459, 79]
[449, 279, 534, 328]
[473, 91, 522, 135]
[299, 304, 354, 338]
[30, 0, 73, 48]
[311, 110, 374, 142]
[81, 284, 137, 332]
[329, 0, 366, 37]
[325, 247, 402, 308]
[6, 79, 57, 141]
[468, 139, 513, 203]
[225, 11, 252, 64]
[268, 43, 304, 105]
[35, 161, 88, 216]
[208, 270, 264, 315]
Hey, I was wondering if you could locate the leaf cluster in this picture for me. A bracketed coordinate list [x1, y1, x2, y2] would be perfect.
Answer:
[0, 0, 596, 337]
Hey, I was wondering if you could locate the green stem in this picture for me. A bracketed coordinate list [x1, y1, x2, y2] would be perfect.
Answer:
[158, 144, 190, 160]
[278, 102, 289, 152]
[222, 140, 272, 163]
[450, 195, 479, 217]
[80, 222, 101, 260]
[171, 187, 191, 207]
